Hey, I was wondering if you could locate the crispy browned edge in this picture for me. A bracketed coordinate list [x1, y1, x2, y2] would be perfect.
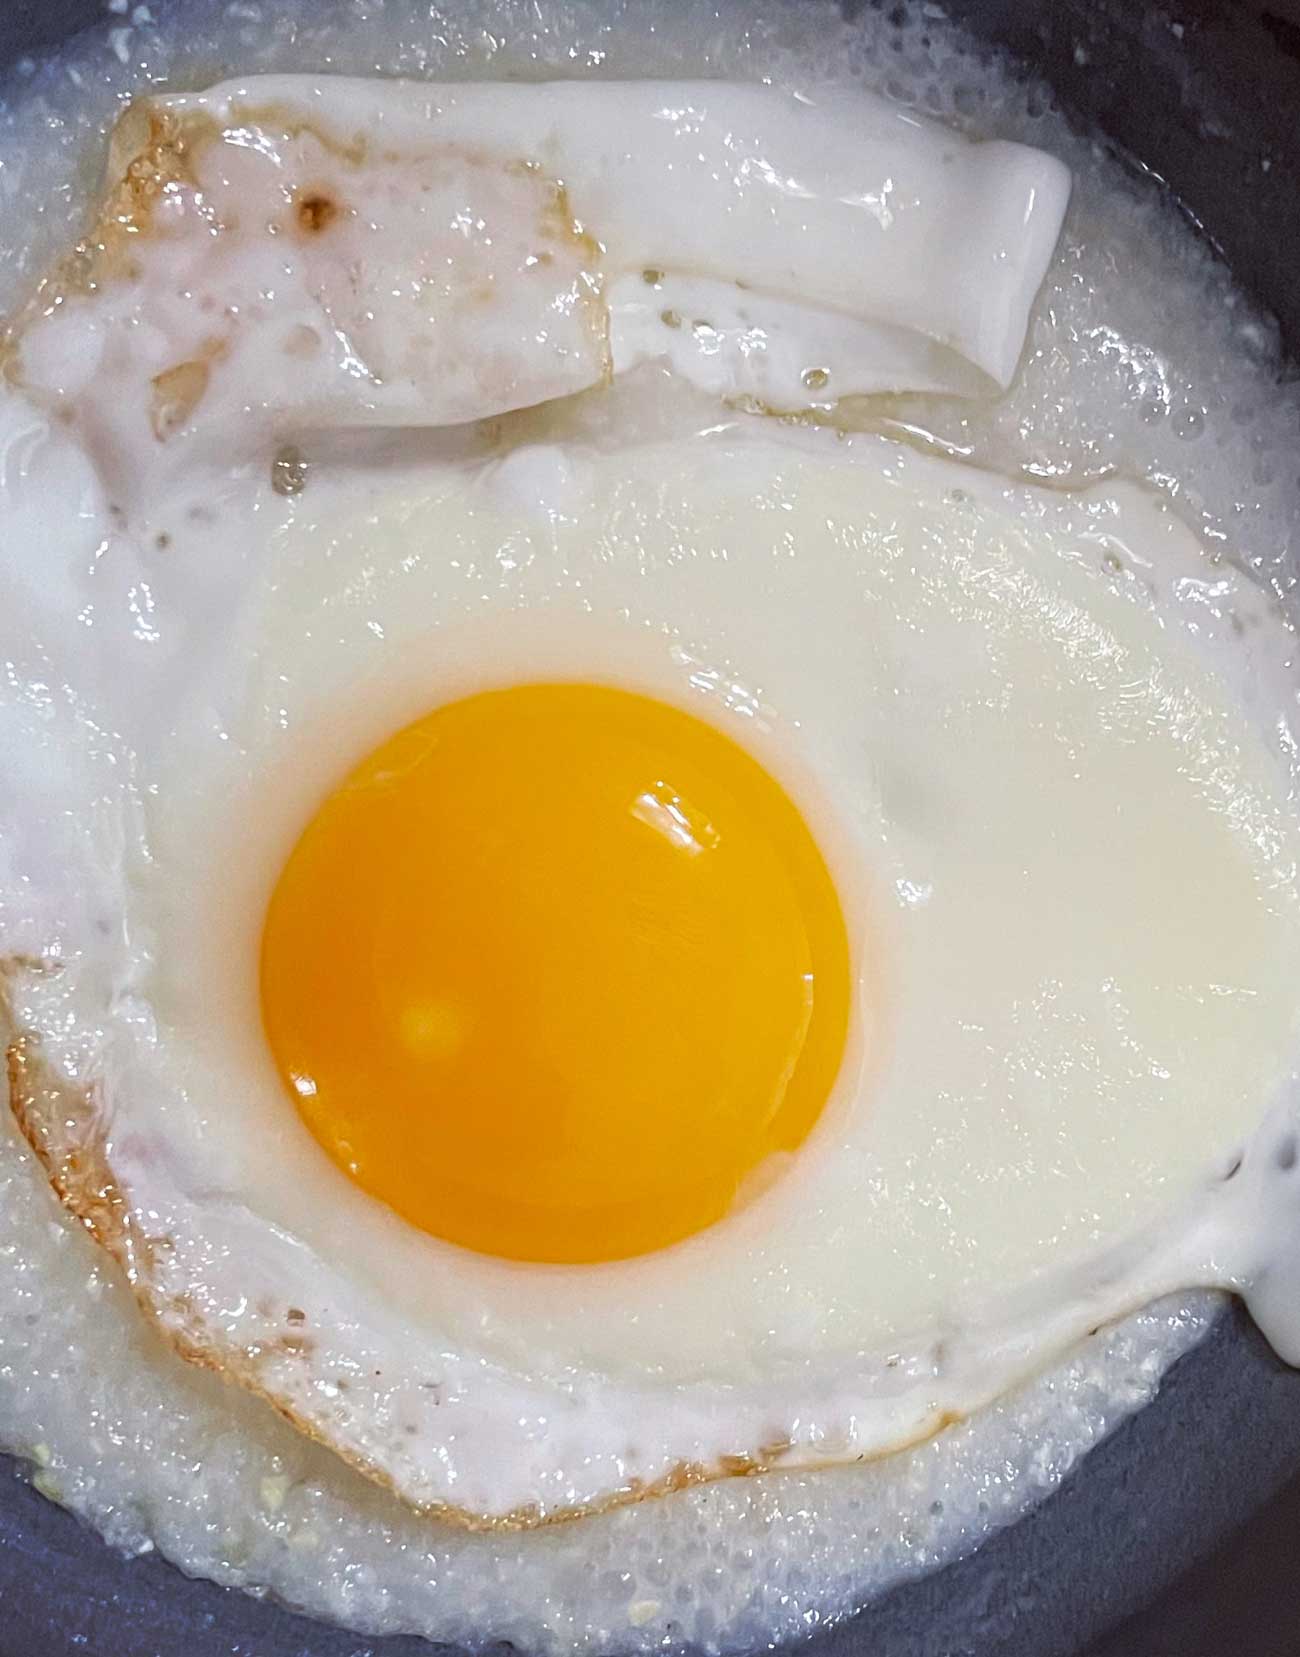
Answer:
[0, 104, 190, 385]
[0, 973, 957, 1532]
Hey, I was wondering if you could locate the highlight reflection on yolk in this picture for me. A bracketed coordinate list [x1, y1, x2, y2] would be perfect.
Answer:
[260, 682, 852, 1264]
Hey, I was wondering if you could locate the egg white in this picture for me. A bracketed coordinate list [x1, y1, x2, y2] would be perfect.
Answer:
[5, 77, 1067, 524]
[6, 397, 1300, 1523]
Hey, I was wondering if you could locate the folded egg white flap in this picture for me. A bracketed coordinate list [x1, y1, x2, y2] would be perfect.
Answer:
[6, 77, 1068, 506]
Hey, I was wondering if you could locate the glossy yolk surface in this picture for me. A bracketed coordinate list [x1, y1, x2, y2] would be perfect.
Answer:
[260, 682, 852, 1263]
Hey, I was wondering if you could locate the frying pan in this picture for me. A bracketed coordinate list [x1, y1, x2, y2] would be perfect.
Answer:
[3, 0, 1300, 1651]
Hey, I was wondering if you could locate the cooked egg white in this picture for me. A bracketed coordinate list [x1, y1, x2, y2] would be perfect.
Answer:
[4, 77, 1067, 518]
[6, 398, 1300, 1522]
[4, 16, 1300, 1655]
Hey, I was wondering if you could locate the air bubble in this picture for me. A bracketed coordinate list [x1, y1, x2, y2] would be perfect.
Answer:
[271, 445, 309, 496]
[952, 83, 985, 116]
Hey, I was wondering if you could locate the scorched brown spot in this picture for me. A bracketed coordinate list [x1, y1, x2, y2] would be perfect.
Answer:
[3, 1022, 139, 1273]
[295, 189, 341, 235]
[150, 358, 211, 442]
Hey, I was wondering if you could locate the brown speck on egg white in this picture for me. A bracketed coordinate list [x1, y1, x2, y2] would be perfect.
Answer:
[150, 357, 212, 442]
[0, 952, 57, 980]
[295, 189, 340, 234]
[281, 323, 322, 360]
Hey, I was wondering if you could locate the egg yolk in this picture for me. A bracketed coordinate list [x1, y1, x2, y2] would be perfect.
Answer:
[260, 682, 852, 1264]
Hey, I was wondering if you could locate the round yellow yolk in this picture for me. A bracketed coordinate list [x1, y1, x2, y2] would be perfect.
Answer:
[260, 682, 852, 1264]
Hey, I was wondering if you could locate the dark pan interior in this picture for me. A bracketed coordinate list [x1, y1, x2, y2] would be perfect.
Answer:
[3, 1, 1300, 1652]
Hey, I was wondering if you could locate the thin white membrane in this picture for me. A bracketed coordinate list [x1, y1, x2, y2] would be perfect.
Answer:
[1, 0, 1300, 1652]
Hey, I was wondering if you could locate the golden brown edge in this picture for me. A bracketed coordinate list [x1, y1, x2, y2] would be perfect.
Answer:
[0, 104, 193, 376]
[1, 976, 957, 1534]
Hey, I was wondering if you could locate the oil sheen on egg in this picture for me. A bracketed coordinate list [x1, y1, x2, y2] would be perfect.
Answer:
[3, 0, 1300, 1650]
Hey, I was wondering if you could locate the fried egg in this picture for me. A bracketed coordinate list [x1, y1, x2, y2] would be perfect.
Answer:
[5, 56, 1300, 1561]
[6, 381, 1300, 1522]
